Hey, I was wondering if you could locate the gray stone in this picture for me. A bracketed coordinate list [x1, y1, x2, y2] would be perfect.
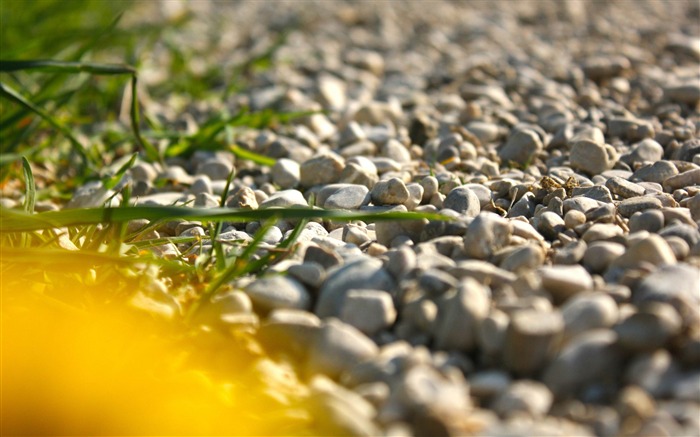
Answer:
[196, 158, 233, 180]
[449, 260, 517, 288]
[339, 289, 397, 336]
[498, 129, 542, 165]
[583, 241, 626, 273]
[605, 177, 646, 199]
[625, 349, 682, 398]
[571, 186, 613, 203]
[271, 158, 301, 189]
[614, 302, 683, 352]
[288, 262, 326, 289]
[307, 375, 380, 437]
[371, 177, 410, 205]
[628, 209, 664, 233]
[612, 234, 676, 269]
[323, 184, 370, 210]
[665, 83, 700, 105]
[433, 278, 490, 352]
[418, 268, 458, 296]
[316, 258, 395, 318]
[339, 162, 379, 189]
[245, 275, 312, 312]
[226, 186, 259, 209]
[553, 240, 587, 265]
[500, 244, 546, 273]
[561, 293, 619, 341]
[543, 330, 623, 398]
[382, 139, 412, 163]
[539, 265, 594, 302]
[664, 168, 700, 192]
[258, 309, 321, 360]
[189, 175, 213, 195]
[464, 212, 512, 259]
[617, 196, 663, 218]
[537, 211, 566, 240]
[306, 318, 379, 379]
[570, 140, 618, 175]
[634, 264, 700, 318]
[564, 209, 587, 229]
[404, 183, 424, 210]
[623, 139, 664, 166]
[443, 186, 481, 216]
[563, 196, 605, 214]
[503, 309, 564, 376]
[259, 189, 308, 208]
[659, 222, 700, 247]
[374, 205, 427, 247]
[632, 161, 679, 184]
[492, 380, 554, 418]
[300, 153, 345, 187]
[469, 370, 511, 399]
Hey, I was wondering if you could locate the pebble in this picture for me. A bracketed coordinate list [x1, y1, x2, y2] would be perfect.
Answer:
[315, 258, 395, 318]
[464, 212, 512, 259]
[492, 380, 554, 418]
[370, 177, 410, 205]
[433, 278, 490, 352]
[539, 265, 594, 302]
[632, 161, 679, 184]
[258, 189, 308, 208]
[605, 176, 646, 199]
[339, 289, 397, 336]
[271, 158, 301, 189]
[196, 158, 233, 180]
[503, 309, 564, 376]
[306, 318, 379, 379]
[300, 153, 345, 188]
[570, 140, 617, 175]
[583, 241, 626, 273]
[543, 330, 623, 398]
[611, 234, 676, 269]
[443, 186, 481, 216]
[498, 129, 542, 166]
[617, 196, 663, 218]
[561, 293, 619, 341]
[628, 210, 665, 233]
[537, 211, 566, 241]
[322, 184, 370, 210]
[244, 275, 312, 313]
[614, 302, 683, 352]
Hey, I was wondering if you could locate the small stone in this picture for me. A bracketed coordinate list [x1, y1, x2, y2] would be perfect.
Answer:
[539, 265, 594, 302]
[623, 139, 664, 166]
[259, 309, 321, 360]
[612, 234, 676, 269]
[339, 162, 379, 189]
[258, 189, 308, 208]
[382, 139, 412, 163]
[342, 224, 371, 246]
[628, 210, 665, 233]
[663, 168, 700, 192]
[418, 268, 458, 296]
[617, 196, 663, 218]
[605, 177, 646, 199]
[404, 183, 424, 210]
[492, 380, 554, 418]
[300, 153, 345, 188]
[561, 292, 619, 341]
[614, 302, 683, 352]
[420, 176, 439, 203]
[571, 186, 613, 203]
[564, 210, 587, 229]
[633, 263, 700, 318]
[443, 186, 481, 216]
[469, 370, 511, 400]
[189, 175, 213, 195]
[271, 158, 301, 189]
[433, 278, 490, 352]
[315, 258, 395, 318]
[625, 349, 681, 397]
[226, 186, 259, 209]
[306, 319, 379, 379]
[500, 244, 546, 273]
[563, 196, 605, 214]
[537, 211, 566, 241]
[323, 184, 370, 210]
[288, 262, 326, 289]
[543, 330, 623, 398]
[632, 161, 679, 184]
[503, 309, 564, 376]
[371, 177, 410, 205]
[196, 158, 233, 180]
[498, 129, 543, 165]
[570, 140, 618, 175]
[583, 241, 626, 273]
[339, 289, 397, 336]
[665, 83, 700, 105]
[245, 275, 312, 313]
[463, 212, 512, 259]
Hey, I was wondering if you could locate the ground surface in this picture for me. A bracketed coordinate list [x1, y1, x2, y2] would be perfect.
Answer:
[2, 1, 700, 436]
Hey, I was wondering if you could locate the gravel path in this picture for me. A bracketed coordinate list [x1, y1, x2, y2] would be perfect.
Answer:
[10, 1, 700, 436]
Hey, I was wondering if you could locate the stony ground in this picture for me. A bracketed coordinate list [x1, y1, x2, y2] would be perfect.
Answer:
[6, 1, 700, 436]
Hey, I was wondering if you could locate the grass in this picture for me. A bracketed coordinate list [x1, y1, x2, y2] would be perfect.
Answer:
[0, 2, 453, 434]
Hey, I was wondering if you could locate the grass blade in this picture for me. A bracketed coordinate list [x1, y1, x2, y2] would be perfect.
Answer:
[229, 144, 276, 167]
[0, 205, 449, 233]
[0, 81, 89, 163]
[0, 60, 135, 75]
[20, 157, 35, 214]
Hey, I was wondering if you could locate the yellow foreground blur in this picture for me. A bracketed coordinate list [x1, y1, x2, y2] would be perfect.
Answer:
[1, 258, 314, 435]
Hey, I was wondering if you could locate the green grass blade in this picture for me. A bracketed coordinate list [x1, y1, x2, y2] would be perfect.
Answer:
[130, 76, 161, 163]
[102, 153, 137, 190]
[20, 156, 35, 214]
[0, 81, 89, 163]
[0, 205, 449, 233]
[229, 144, 276, 167]
[0, 60, 135, 75]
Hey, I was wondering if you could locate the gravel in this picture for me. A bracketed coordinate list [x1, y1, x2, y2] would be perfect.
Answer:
[25, 0, 700, 435]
